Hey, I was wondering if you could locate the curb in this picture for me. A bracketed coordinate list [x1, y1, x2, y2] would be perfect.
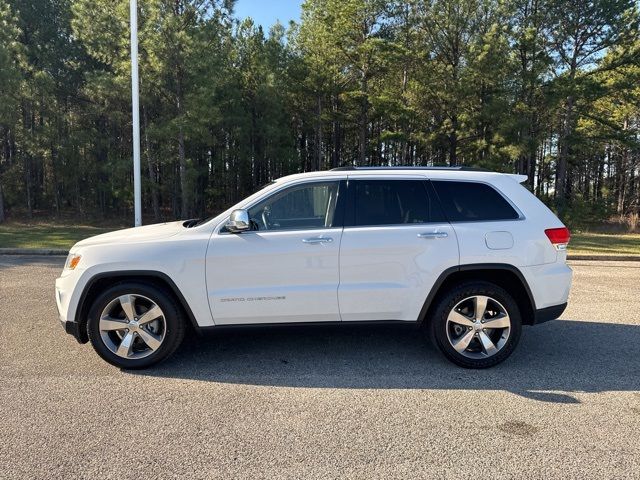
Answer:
[567, 254, 640, 261]
[0, 248, 69, 256]
[0, 249, 639, 262]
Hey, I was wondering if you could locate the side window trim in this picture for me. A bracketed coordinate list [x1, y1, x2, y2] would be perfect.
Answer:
[333, 179, 348, 229]
[343, 178, 355, 227]
[428, 179, 525, 223]
[423, 180, 448, 223]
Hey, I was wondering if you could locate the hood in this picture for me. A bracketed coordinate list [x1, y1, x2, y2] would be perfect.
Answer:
[74, 221, 185, 248]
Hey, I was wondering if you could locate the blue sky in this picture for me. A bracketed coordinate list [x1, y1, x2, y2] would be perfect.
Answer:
[233, 0, 302, 29]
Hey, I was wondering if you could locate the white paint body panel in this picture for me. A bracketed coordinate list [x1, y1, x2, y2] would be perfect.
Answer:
[338, 224, 458, 321]
[206, 228, 341, 324]
[56, 169, 572, 330]
[56, 222, 214, 327]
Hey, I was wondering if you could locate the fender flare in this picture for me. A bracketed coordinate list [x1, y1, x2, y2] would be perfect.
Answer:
[417, 263, 536, 325]
[75, 270, 200, 335]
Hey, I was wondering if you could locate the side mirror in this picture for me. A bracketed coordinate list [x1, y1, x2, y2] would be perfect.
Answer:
[226, 209, 251, 233]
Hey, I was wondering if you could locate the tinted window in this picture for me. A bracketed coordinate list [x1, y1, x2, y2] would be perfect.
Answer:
[431, 181, 519, 222]
[352, 180, 442, 226]
[248, 181, 339, 231]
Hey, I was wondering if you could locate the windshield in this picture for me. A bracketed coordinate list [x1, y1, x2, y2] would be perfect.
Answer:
[192, 180, 278, 227]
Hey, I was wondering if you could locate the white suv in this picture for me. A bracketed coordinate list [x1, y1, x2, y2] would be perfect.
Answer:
[56, 167, 572, 369]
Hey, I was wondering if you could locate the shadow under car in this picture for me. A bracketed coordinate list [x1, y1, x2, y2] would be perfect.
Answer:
[129, 319, 640, 403]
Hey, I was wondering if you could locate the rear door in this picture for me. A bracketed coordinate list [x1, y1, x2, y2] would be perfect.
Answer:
[338, 177, 459, 322]
[206, 180, 345, 325]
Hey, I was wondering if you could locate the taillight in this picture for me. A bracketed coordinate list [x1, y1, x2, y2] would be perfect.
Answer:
[545, 227, 571, 250]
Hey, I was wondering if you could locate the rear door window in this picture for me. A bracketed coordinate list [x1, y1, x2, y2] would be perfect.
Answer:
[349, 180, 444, 227]
[431, 181, 519, 222]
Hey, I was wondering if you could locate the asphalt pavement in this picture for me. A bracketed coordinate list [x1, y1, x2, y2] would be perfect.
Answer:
[0, 256, 639, 479]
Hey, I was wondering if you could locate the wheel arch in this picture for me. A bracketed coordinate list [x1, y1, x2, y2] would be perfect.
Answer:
[418, 264, 536, 327]
[74, 270, 199, 343]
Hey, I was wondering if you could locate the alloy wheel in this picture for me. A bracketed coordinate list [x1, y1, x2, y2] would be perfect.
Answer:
[445, 295, 511, 359]
[98, 294, 167, 360]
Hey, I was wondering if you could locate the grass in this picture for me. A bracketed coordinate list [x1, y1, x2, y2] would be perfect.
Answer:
[0, 222, 117, 249]
[569, 232, 640, 256]
[0, 221, 638, 256]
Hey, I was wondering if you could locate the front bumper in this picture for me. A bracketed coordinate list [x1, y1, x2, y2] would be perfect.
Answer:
[56, 268, 88, 343]
[59, 315, 84, 342]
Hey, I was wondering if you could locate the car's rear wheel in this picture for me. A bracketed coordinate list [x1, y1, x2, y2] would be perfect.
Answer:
[87, 282, 185, 369]
[428, 281, 522, 368]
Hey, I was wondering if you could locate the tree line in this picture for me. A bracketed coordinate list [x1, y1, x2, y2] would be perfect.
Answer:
[0, 0, 639, 228]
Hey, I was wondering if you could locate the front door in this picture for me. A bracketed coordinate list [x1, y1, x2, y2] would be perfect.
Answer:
[206, 180, 344, 325]
[338, 178, 459, 322]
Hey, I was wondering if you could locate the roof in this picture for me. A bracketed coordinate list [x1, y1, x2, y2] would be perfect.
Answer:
[274, 166, 527, 184]
[330, 166, 487, 172]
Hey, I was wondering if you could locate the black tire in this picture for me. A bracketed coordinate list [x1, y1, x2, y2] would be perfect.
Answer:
[427, 281, 522, 368]
[87, 282, 185, 369]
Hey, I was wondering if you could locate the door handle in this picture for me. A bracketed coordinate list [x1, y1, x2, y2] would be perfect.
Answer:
[417, 231, 448, 239]
[302, 236, 334, 244]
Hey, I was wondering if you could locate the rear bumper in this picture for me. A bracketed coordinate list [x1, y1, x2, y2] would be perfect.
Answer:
[520, 262, 572, 310]
[533, 302, 567, 325]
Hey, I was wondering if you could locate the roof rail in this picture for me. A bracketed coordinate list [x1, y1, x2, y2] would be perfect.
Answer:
[330, 165, 488, 172]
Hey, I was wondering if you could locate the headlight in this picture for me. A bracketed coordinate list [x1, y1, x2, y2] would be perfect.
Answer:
[64, 253, 82, 270]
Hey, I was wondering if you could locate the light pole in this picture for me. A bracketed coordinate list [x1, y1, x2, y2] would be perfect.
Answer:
[130, 0, 142, 226]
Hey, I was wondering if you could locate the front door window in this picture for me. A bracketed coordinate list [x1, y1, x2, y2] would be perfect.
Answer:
[248, 181, 340, 231]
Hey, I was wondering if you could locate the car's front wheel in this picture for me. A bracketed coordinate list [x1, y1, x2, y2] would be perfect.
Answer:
[87, 282, 185, 369]
[428, 281, 522, 368]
